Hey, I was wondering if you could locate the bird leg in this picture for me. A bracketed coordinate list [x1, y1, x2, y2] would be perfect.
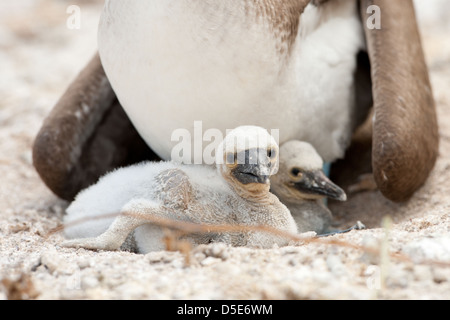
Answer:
[33, 54, 158, 201]
[62, 199, 162, 251]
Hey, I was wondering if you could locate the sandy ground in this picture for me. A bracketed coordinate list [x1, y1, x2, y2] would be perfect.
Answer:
[1, 0, 450, 300]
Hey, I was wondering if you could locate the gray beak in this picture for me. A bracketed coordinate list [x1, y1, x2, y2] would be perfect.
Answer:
[294, 170, 347, 201]
[232, 148, 272, 185]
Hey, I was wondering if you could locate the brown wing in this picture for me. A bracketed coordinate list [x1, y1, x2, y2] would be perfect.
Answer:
[33, 54, 158, 201]
[361, 0, 439, 202]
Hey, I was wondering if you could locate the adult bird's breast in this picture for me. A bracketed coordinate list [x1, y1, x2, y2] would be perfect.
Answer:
[99, 0, 364, 163]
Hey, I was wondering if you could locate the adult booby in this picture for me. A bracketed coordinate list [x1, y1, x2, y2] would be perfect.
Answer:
[33, 0, 439, 203]
[63, 126, 297, 253]
[98, 0, 364, 163]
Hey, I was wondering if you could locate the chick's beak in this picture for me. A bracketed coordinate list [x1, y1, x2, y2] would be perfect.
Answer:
[234, 164, 270, 184]
[294, 170, 347, 201]
[232, 148, 272, 185]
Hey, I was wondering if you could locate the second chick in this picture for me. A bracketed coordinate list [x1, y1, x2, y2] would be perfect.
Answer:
[271, 140, 347, 235]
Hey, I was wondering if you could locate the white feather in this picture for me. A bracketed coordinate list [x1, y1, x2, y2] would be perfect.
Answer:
[98, 0, 364, 163]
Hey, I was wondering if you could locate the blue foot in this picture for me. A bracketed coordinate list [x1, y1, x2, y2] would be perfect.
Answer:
[323, 162, 332, 177]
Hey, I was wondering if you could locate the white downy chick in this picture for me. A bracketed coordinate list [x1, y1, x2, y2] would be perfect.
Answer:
[63, 126, 297, 253]
[271, 140, 347, 235]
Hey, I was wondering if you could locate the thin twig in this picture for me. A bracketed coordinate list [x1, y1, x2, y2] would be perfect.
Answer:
[48, 211, 450, 268]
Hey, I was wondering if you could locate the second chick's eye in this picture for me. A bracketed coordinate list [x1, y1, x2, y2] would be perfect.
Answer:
[291, 168, 301, 177]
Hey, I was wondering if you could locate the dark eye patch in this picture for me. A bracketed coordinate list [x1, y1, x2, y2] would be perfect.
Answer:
[267, 147, 277, 159]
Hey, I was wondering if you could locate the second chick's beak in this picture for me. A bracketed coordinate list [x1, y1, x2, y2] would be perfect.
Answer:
[293, 169, 347, 201]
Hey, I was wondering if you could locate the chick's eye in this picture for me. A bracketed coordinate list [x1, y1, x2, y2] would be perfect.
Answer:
[268, 148, 277, 159]
[291, 168, 301, 177]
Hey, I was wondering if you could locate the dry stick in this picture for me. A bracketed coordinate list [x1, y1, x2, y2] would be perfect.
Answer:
[48, 211, 450, 268]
